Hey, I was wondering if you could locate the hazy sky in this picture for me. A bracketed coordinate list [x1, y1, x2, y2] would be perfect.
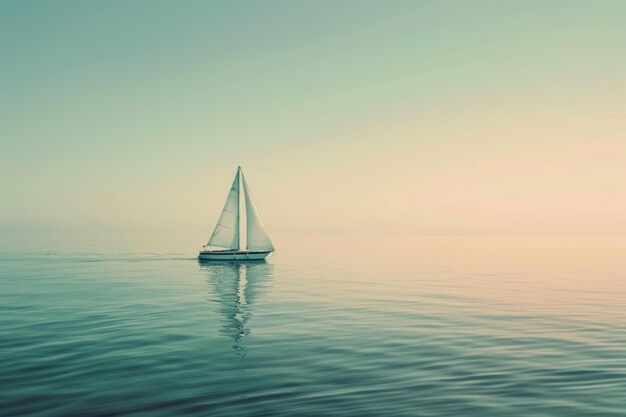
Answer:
[1, 1, 625, 250]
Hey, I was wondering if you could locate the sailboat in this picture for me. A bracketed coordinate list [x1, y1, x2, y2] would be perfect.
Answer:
[198, 167, 274, 261]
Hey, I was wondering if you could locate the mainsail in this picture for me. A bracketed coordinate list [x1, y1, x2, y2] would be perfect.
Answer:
[207, 168, 240, 250]
[241, 171, 274, 251]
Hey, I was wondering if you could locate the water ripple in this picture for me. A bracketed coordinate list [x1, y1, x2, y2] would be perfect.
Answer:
[1, 244, 625, 416]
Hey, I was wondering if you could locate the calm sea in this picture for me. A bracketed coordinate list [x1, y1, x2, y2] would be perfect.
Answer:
[1, 236, 625, 416]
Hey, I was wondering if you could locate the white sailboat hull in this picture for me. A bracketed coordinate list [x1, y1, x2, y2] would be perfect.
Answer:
[198, 250, 273, 261]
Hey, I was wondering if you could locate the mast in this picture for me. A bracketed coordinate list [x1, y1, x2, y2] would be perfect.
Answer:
[233, 166, 241, 250]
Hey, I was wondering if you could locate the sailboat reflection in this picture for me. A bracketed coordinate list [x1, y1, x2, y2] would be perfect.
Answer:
[199, 260, 274, 356]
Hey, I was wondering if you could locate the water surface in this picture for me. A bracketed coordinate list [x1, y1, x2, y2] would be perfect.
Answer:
[1, 236, 625, 416]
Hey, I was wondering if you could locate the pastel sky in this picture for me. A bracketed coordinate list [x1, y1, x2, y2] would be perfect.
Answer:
[1, 1, 625, 251]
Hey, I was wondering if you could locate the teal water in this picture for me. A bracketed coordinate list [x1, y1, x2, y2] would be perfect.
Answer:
[1, 237, 625, 416]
